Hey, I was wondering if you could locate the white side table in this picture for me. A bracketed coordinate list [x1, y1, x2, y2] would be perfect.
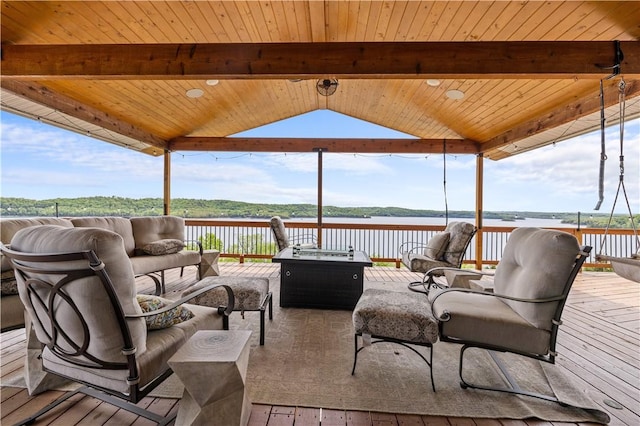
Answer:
[443, 269, 483, 289]
[199, 249, 220, 278]
[168, 330, 252, 426]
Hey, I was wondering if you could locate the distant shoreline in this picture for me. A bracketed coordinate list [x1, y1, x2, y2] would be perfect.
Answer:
[1, 196, 636, 228]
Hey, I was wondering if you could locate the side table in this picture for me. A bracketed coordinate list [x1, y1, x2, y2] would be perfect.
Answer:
[443, 269, 483, 289]
[199, 249, 220, 278]
[168, 330, 252, 426]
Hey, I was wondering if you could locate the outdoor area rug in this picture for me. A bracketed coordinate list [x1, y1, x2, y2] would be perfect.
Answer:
[2, 278, 610, 424]
[234, 279, 609, 424]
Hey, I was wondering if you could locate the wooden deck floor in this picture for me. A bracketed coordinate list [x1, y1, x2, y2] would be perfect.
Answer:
[1, 264, 638, 425]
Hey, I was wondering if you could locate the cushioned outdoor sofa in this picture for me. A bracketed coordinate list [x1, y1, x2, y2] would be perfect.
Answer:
[1, 215, 201, 332]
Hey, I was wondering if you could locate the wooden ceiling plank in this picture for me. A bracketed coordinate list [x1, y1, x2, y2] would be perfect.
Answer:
[504, 2, 556, 41]
[231, 1, 266, 43]
[270, 1, 293, 42]
[403, 1, 433, 41]
[327, 0, 347, 42]
[171, 1, 215, 43]
[496, 1, 546, 41]
[372, 0, 395, 41]
[578, 2, 640, 41]
[548, 2, 607, 40]
[307, 0, 327, 42]
[91, 1, 147, 44]
[4, 41, 638, 79]
[362, 0, 384, 41]
[385, 1, 413, 41]
[523, 2, 580, 41]
[342, 0, 360, 42]
[481, 78, 640, 152]
[428, 1, 463, 41]
[394, 1, 422, 41]
[169, 136, 479, 155]
[291, 0, 312, 42]
[256, 1, 281, 43]
[476, 1, 527, 41]
[0, 79, 167, 149]
[441, 1, 486, 41]
[594, 1, 640, 40]
[0, 1, 58, 44]
[469, 80, 569, 140]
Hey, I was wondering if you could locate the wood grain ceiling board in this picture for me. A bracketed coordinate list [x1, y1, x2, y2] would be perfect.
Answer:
[1, 1, 639, 159]
[2, 1, 638, 45]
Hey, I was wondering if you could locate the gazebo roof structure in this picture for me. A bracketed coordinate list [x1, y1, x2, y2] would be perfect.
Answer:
[1, 1, 639, 161]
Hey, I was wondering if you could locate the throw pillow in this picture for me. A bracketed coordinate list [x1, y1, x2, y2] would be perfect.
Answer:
[136, 294, 194, 330]
[424, 232, 450, 260]
[141, 239, 185, 256]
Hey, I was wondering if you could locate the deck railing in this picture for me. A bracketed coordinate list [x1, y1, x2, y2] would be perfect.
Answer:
[185, 219, 638, 269]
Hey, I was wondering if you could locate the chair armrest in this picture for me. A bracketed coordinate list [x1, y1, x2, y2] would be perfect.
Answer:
[127, 283, 235, 319]
[290, 234, 317, 245]
[423, 267, 494, 282]
[430, 287, 565, 322]
[398, 242, 429, 257]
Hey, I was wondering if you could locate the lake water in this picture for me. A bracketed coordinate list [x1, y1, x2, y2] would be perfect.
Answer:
[268, 216, 575, 228]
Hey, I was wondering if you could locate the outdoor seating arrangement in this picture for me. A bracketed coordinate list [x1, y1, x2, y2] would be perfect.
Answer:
[399, 221, 476, 293]
[429, 227, 591, 403]
[269, 216, 317, 252]
[1, 225, 234, 425]
[0, 216, 202, 298]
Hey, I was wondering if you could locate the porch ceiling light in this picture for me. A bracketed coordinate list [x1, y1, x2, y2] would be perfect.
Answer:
[206, 79, 219, 86]
[426, 79, 441, 87]
[446, 89, 465, 100]
[186, 88, 204, 98]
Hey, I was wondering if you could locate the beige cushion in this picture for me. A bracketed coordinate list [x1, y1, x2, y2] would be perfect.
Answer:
[1, 217, 73, 272]
[424, 232, 450, 260]
[42, 303, 223, 393]
[71, 217, 136, 256]
[10, 225, 148, 360]
[493, 228, 580, 330]
[430, 290, 551, 354]
[130, 250, 200, 276]
[130, 216, 186, 252]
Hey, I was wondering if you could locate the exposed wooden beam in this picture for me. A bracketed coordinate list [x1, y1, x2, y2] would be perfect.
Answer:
[169, 137, 479, 154]
[0, 80, 168, 150]
[2, 41, 639, 79]
[481, 79, 640, 155]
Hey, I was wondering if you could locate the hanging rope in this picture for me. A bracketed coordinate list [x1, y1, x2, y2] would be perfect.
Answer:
[443, 140, 449, 225]
[594, 79, 607, 210]
[598, 78, 640, 257]
[594, 41, 625, 210]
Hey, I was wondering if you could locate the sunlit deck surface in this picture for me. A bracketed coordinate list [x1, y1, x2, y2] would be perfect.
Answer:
[2, 264, 638, 425]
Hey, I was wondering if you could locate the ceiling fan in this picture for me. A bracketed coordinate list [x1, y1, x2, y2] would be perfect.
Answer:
[316, 78, 339, 96]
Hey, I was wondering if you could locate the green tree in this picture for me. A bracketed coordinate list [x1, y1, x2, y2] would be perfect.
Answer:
[198, 233, 224, 251]
[229, 234, 277, 255]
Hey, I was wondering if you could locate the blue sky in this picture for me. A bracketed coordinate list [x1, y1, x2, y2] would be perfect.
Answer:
[1, 109, 638, 214]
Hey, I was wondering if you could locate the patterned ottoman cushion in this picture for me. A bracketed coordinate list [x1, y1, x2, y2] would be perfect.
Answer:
[353, 289, 439, 344]
[183, 276, 269, 313]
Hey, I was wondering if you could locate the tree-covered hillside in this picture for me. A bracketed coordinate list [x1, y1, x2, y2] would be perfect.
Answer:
[1, 196, 636, 228]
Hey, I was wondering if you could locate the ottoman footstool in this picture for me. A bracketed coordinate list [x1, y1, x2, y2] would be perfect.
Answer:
[183, 276, 273, 345]
[352, 288, 439, 391]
